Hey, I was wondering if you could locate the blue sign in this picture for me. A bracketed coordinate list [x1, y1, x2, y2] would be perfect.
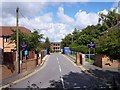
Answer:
[46, 48, 49, 54]
[24, 50, 28, 56]
[64, 47, 71, 54]
[20, 42, 27, 51]
[87, 42, 96, 48]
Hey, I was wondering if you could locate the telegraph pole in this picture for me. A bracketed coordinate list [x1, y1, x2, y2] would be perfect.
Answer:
[16, 7, 20, 73]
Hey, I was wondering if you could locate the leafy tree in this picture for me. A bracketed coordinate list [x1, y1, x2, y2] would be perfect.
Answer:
[61, 34, 73, 48]
[99, 9, 120, 30]
[45, 37, 52, 53]
[61, 8, 120, 60]
[26, 31, 43, 51]
[10, 30, 44, 52]
[97, 28, 120, 59]
[45, 37, 50, 48]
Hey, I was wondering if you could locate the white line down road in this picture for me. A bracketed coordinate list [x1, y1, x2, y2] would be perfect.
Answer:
[2, 54, 108, 89]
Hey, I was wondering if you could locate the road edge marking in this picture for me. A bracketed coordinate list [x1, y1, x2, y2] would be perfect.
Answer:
[62, 54, 79, 67]
[0, 55, 50, 89]
[62, 54, 110, 83]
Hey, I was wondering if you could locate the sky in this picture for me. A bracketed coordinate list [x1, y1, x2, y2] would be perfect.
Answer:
[0, 0, 119, 42]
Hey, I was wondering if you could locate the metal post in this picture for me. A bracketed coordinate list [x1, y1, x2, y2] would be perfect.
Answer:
[26, 55, 27, 70]
[94, 48, 95, 55]
[2, 36, 4, 64]
[16, 7, 20, 73]
[89, 48, 90, 62]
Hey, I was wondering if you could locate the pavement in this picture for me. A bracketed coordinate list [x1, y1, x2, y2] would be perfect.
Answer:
[0, 55, 49, 89]
[1, 53, 119, 90]
[66, 54, 120, 89]
[1, 53, 110, 89]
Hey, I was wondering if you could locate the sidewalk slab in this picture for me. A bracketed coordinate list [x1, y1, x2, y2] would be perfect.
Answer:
[0, 55, 49, 87]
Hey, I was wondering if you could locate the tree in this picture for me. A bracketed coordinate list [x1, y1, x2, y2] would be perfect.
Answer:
[10, 30, 44, 51]
[45, 37, 51, 53]
[99, 9, 120, 30]
[97, 28, 120, 59]
[26, 31, 43, 51]
[61, 8, 120, 60]
[45, 37, 50, 48]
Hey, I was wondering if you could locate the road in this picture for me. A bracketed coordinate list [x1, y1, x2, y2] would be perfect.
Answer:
[7, 54, 106, 89]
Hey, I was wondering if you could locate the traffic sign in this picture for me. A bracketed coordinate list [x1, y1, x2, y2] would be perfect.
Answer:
[20, 42, 27, 51]
[24, 50, 28, 56]
[87, 41, 96, 48]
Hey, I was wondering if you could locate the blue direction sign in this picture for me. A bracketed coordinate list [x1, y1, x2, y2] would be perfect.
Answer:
[87, 41, 96, 48]
[20, 42, 27, 51]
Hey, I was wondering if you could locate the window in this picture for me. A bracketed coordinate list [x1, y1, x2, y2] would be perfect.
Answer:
[4, 37, 9, 42]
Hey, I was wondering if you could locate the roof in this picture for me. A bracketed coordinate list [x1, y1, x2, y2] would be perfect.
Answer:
[0, 26, 31, 37]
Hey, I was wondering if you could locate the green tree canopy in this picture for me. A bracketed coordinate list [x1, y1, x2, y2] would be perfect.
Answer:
[61, 8, 120, 60]
[10, 30, 44, 51]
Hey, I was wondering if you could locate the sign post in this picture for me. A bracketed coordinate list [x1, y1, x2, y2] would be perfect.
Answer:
[89, 48, 90, 62]
[24, 50, 28, 70]
[87, 42, 96, 62]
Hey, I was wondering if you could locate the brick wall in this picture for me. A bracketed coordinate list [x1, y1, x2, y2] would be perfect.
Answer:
[26, 59, 36, 70]
[28, 51, 35, 59]
[76, 53, 85, 65]
[1, 50, 46, 80]
[1, 61, 16, 80]
[95, 54, 103, 68]
[95, 54, 120, 69]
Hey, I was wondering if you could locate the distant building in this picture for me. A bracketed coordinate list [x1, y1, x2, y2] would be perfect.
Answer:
[0, 26, 31, 53]
[51, 42, 61, 52]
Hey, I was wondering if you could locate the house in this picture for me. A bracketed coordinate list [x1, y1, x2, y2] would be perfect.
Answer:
[0, 26, 31, 61]
[51, 42, 61, 52]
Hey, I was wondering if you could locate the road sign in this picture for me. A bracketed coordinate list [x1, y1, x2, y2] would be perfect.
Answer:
[20, 42, 27, 51]
[87, 42, 96, 62]
[24, 50, 28, 56]
[64, 47, 71, 54]
[87, 41, 96, 48]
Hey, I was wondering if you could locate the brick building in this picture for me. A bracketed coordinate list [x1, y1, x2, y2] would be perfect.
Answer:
[0, 26, 31, 62]
[0, 26, 31, 52]
[51, 42, 61, 52]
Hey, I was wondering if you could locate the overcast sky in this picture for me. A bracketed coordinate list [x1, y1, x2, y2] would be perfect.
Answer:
[0, 0, 119, 42]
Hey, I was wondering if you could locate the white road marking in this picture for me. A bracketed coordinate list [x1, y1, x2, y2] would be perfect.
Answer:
[56, 56, 64, 88]
[57, 57, 62, 72]
[56, 57, 59, 64]
[60, 77, 65, 89]
[59, 65, 62, 72]
[56, 57, 58, 60]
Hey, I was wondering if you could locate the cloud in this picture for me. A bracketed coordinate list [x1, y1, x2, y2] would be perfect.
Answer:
[74, 10, 98, 29]
[57, 6, 75, 25]
[57, 6, 99, 29]
[2, 2, 47, 18]
[2, 15, 16, 26]
[19, 13, 53, 31]
[1, 8, 70, 42]
[39, 23, 72, 42]
[1, 3, 110, 42]
[98, 9, 108, 15]
[1, 0, 90, 2]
